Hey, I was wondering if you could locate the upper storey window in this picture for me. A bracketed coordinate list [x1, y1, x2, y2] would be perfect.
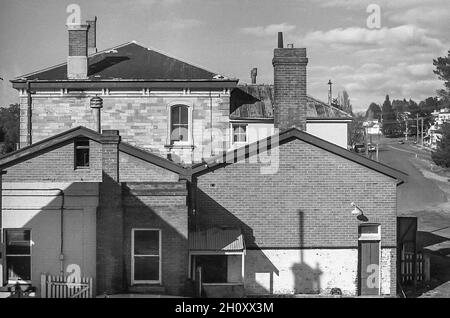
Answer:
[170, 105, 189, 144]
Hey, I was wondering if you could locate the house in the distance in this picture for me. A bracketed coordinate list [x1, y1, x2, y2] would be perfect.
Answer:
[0, 17, 405, 298]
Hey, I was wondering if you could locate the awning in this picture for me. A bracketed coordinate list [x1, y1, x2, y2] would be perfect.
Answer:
[189, 227, 245, 252]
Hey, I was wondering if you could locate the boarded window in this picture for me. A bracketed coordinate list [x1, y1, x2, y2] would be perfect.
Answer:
[195, 255, 228, 283]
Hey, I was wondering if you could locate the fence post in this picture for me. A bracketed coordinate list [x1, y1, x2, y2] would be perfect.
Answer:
[40, 274, 46, 298]
[424, 254, 431, 282]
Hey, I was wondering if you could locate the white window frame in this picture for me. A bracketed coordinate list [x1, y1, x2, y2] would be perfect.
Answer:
[231, 123, 248, 146]
[358, 224, 381, 241]
[131, 228, 162, 285]
[167, 101, 193, 146]
[4, 228, 32, 285]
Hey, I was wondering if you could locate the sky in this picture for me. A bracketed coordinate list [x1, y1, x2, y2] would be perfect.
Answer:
[0, 0, 449, 112]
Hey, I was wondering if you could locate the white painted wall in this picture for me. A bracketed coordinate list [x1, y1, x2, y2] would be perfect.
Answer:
[1, 182, 98, 297]
[306, 122, 349, 148]
[244, 248, 394, 296]
[230, 122, 349, 149]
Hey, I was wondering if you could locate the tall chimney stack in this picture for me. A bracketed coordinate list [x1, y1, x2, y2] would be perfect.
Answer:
[250, 68, 257, 84]
[86, 16, 97, 55]
[272, 32, 308, 131]
[67, 23, 89, 79]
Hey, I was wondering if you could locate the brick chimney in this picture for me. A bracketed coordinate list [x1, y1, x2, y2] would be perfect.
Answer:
[86, 16, 97, 55]
[97, 130, 124, 294]
[272, 32, 308, 131]
[67, 23, 88, 79]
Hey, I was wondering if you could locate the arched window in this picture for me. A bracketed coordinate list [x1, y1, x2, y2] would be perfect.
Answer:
[170, 105, 189, 144]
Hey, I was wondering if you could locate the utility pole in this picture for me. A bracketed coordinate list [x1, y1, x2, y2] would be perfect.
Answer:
[416, 114, 419, 143]
[421, 117, 424, 146]
[405, 118, 408, 141]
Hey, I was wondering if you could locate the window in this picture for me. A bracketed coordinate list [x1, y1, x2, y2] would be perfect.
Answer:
[170, 105, 189, 144]
[74, 139, 89, 168]
[358, 224, 381, 240]
[5, 229, 32, 283]
[132, 229, 161, 284]
[233, 124, 247, 143]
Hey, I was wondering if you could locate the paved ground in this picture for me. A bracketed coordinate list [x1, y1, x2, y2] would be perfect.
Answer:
[374, 138, 450, 297]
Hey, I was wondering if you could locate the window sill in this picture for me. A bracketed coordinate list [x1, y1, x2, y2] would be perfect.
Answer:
[164, 144, 195, 150]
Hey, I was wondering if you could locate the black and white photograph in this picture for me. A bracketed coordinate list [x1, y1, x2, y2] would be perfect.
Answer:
[0, 0, 450, 307]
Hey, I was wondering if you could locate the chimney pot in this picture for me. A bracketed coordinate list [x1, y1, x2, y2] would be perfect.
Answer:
[277, 32, 284, 48]
[287, 43, 294, 48]
[250, 68, 258, 84]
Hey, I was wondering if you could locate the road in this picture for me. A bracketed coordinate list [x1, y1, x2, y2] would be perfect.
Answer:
[375, 138, 450, 296]
[376, 140, 448, 215]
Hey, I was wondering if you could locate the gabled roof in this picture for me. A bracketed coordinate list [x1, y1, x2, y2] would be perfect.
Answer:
[0, 126, 186, 175]
[191, 128, 406, 184]
[11, 42, 237, 88]
[230, 84, 352, 120]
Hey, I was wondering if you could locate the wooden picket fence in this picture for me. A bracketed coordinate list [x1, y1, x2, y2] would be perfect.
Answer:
[40, 274, 93, 298]
[400, 251, 430, 285]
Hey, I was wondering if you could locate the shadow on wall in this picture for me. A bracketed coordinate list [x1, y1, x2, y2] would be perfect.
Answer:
[3, 182, 99, 297]
[2, 175, 190, 297]
[290, 211, 322, 294]
[121, 181, 189, 296]
[193, 190, 323, 295]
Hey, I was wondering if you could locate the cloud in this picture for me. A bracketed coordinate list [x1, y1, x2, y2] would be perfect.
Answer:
[310, 0, 447, 10]
[240, 23, 296, 37]
[308, 61, 442, 110]
[301, 25, 444, 50]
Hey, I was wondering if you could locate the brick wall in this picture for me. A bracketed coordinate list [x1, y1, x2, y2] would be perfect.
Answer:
[97, 130, 124, 294]
[195, 139, 397, 248]
[68, 28, 88, 56]
[194, 139, 397, 295]
[20, 93, 230, 163]
[2, 140, 102, 182]
[123, 182, 189, 295]
[119, 151, 179, 182]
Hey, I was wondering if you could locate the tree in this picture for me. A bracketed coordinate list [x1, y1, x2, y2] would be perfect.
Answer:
[365, 102, 382, 121]
[381, 95, 399, 136]
[0, 103, 20, 155]
[337, 90, 353, 114]
[431, 123, 450, 167]
[433, 50, 450, 92]
[348, 112, 365, 147]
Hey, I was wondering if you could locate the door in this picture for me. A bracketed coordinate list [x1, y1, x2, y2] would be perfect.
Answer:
[359, 240, 380, 295]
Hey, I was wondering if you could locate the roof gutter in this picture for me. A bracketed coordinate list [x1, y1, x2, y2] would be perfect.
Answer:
[11, 79, 239, 90]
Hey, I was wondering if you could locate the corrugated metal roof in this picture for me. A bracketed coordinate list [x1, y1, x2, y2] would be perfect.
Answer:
[189, 227, 245, 251]
[230, 84, 352, 120]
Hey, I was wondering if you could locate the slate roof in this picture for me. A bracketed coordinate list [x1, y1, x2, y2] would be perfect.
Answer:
[230, 84, 352, 120]
[12, 42, 233, 82]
